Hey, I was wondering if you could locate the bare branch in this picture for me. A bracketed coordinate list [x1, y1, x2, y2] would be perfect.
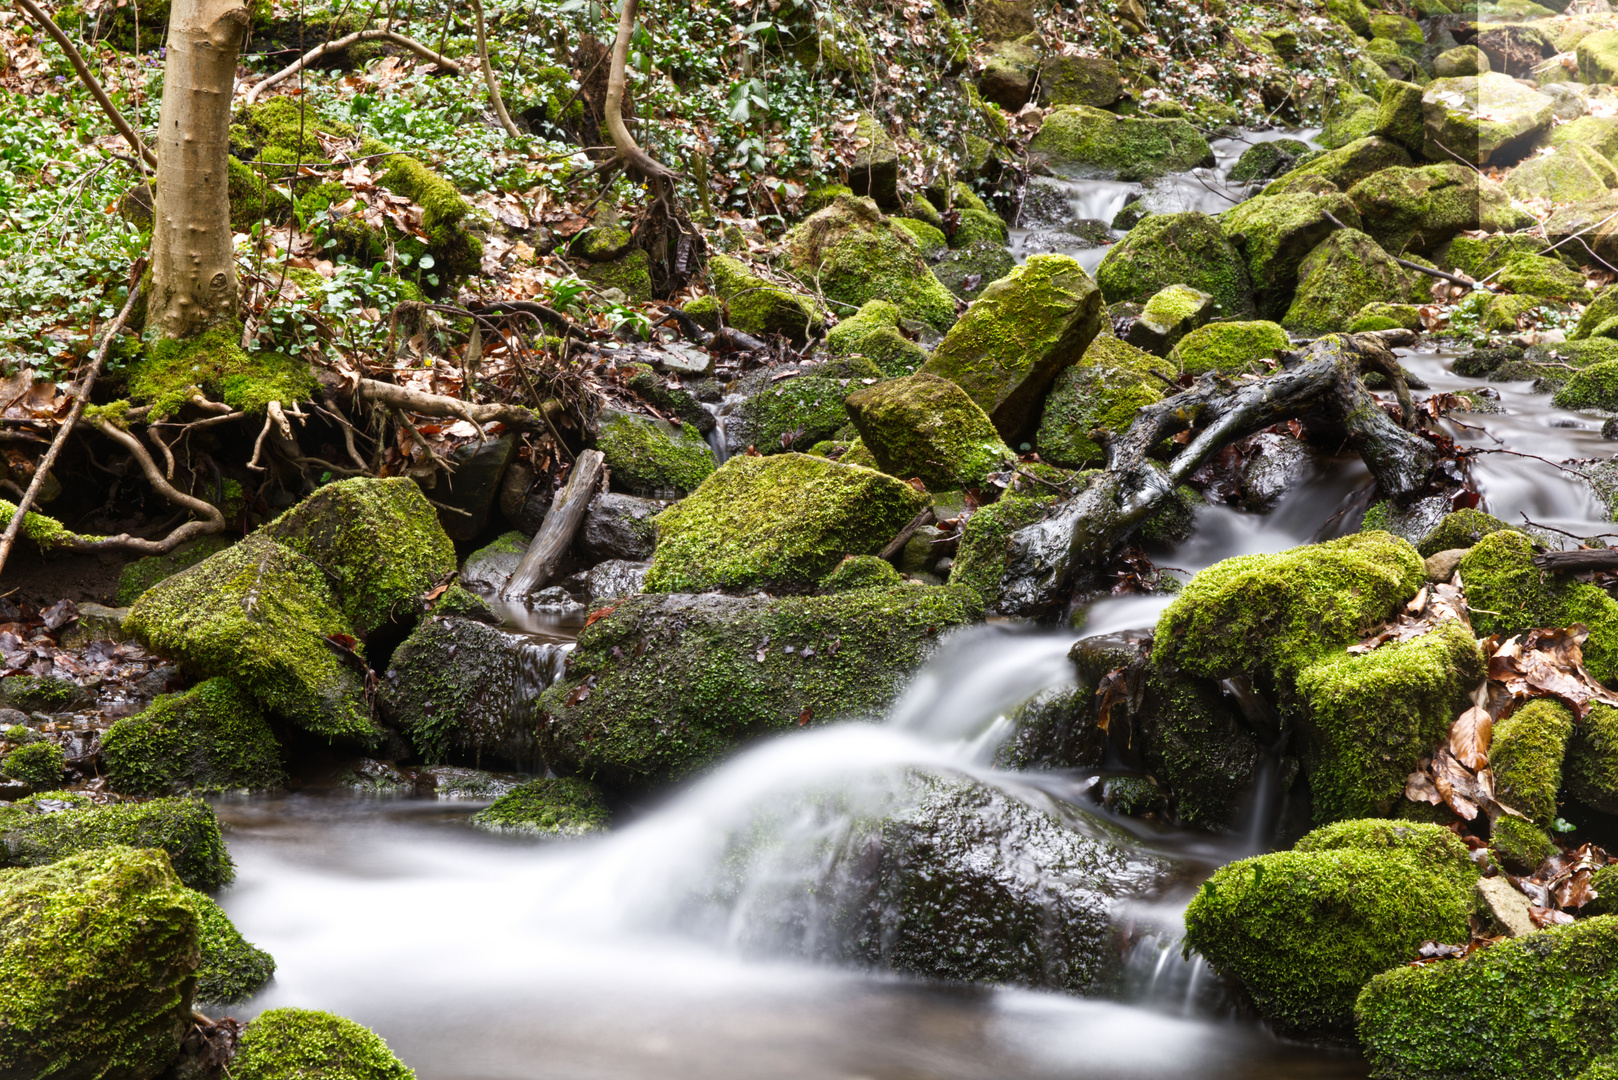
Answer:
[244, 28, 462, 105]
[469, 0, 522, 139]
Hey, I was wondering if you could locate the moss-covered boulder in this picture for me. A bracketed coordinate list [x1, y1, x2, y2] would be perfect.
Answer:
[820, 553, 905, 591]
[1553, 361, 1618, 410]
[114, 534, 233, 607]
[1567, 702, 1618, 815]
[1357, 915, 1618, 1080]
[187, 889, 275, 1005]
[1040, 53, 1122, 108]
[264, 477, 456, 638]
[919, 254, 1103, 440]
[1349, 302, 1423, 332]
[102, 678, 284, 796]
[1578, 28, 1618, 84]
[595, 408, 715, 497]
[724, 359, 878, 456]
[644, 454, 926, 594]
[1220, 192, 1364, 318]
[1092, 211, 1255, 317]
[470, 776, 610, 836]
[1029, 105, 1213, 181]
[1496, 254, 1592, 302]
[825, 300, 929, 377]
[705, 253, 823, 344]
[1264, 137, 1412, 197]
[125, 534, 376, 743]
[1375, 81, 1427, 156]
[0, 741, 62, 790]
[537, 587, 980, 787]
[1320, 92, 1382, 150]
[1126, 284, 1214, 355]
[0, 847, 200, 1080]
[1284, 229, 1412, 336]
[1035, 333, 1171, 468]
[845, 111, 900, 206]
[843, 373, 1012, 488]
[1170, 320, 1292, 375]
[1506, 148, 1614, 204]
[1229, 139, 1311, 185]
[1551, 115, 1618, 163]
[1347, 164, 1530, 257]
[947, 493, 1058, 608]
[783, 196, 957, 331]
[1422, 73, 1556, 165]
[1573, 285, 1618, 341]
[1416, 508, 1517, 556]
[1185, 821, 1478, 1039]
[0, 795, 233, 892]
[1492, 697, 1574, 826]
[1434, 44, 1489, 78]
[231, 1008, 415, 1080]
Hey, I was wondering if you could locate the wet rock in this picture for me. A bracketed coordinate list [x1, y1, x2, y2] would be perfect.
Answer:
[1093, 211, 1254, 317]
[114, 534, 234, 608]
[189, 890, 275, 1006]
[994, 685, 1104, 771]
[820, 554, 905, 592]
[498, 460, 550, 536]
[783, 196, 956, 331]
[1228, 140, 1310, 186]
[1424, 548, 1467, 581]
[1124, 284, 1213, 355]
[578, 493, 661, 563]
[1220, 191, 1364, 319]
[461, 530, 529, 592]
[1034, 333, 1171, 469]
[1347, 164, 1530, 257]
[432, 434, 517, 543]
[623, 365, 714, 433]
[102, 678, 285, 797]
[843, 373, 1012, 489]
[1553, 361, 1618, 410]
[0, 794, 234, 891]
[920, 254, 1103, 441]
[538, 586, 981, 788]
[0, 847, 201, 1079]
[1566, 702, 1618, 815]
[56, 602, 130, 648]
[1028, 104, 1214, 181]
[1237, 430, 1314, 512]
[723, 356, 884, 456]
[596, 408, 715, 499]
[470, 776, 609, 836]
[420, 765, 523, 801]
[1284, 229, 1413, 336]
[1421, 73, 1554, 165]
[336, 758, 429, 797]
[571, 559, 650, 602]
[230, 1008, 414, 1080]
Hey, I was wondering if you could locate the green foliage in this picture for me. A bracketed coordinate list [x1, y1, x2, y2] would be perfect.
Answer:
[103, 678, 286, 797]
[471, 777, 610, 836]
[233, 1008, 415, 1080]
[0, 795, 233, 892]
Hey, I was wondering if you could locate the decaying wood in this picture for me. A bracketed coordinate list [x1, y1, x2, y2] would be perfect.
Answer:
[503, 449, 605, 597]
[318, 373, 560, 434]
[1533, 549, 1618, 573]
[880, 508, 936, 563]
[14, 0, 157, 168]
[244, 29, 462, 105]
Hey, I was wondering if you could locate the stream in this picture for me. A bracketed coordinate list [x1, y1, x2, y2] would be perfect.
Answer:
[203, 135, 1618, 1079]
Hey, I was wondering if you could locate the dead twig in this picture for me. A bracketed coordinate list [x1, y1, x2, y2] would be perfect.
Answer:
[244, 28, 462, 105]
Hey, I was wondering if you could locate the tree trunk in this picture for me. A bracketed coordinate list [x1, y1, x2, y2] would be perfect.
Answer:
[149, 0, 250, 339]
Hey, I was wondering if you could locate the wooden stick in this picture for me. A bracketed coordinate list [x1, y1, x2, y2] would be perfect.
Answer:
[879, 508, 935, 563]
[244, 27, 461, 104]
[469, 0, 521, 138]
[318, 372, 559, 434]
[1533, 549, 1618, 573]
[1320, 211, 1476, 290]
[502, 449, 604, 597]
[0, 283, 142, 580]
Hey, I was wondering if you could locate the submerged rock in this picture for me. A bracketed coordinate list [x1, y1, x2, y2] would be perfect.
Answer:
[230, 1008, 415, 1080]
[102, 677, 285, 797]
[470, 776, 610, 836]
[0, 794, 234, 892]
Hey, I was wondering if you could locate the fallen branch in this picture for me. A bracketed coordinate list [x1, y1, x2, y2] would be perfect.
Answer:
[503, 448, 605, 597]
[244, 28, 462, 105]
[880, 508, 936, 563]
[1533, 549, 1618, 573]
[469, 0, 522, 138]
[318, 373, 559, 435]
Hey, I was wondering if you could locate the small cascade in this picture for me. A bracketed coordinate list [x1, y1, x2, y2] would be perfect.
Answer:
[1118, 901, 1235, 1018]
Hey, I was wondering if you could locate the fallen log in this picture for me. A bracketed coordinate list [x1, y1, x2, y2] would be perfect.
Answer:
[503, 449, 606, 598]
[1533, 549, 1618, 573]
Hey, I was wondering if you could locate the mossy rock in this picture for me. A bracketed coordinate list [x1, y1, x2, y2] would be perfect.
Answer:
[1496, 254, 1592, 302]
[1220, 192, 1364, 319]
[0, 795, 233, 891]
[930, 240, 1018, 301]
[1357, 915, 1618, 1080]
[538, 587, 980, 787]
[115, 534, 234, 607]
[1347, 164, 1530, 257]
[569, 225, 633, 262]
[826, 300, 929, 377]
[1553, 361, 1618, 410]
[1284, 228, 1412, 336]
[1036, 333, 1171, 467]
[1416, 508, 1517, 556]
[820, 554, 905, 591]
[1170, 320, 1290, 375]
[1567, 702, 1618, 815]
[0, 673, 85, 713]
[644, 454, 926, 594]
[1491, 813, 1558, 873]
[0, 847, 200, 1080]
[1320, 92, 1382, 150]
[125, 533, 377, 743]
[1264, 137, 1413, 198]
[470, 777, 610, 836]
[1550, 115, 1618, 164]
[1349, 302, 1422, 333]
[580, 250, 653, 302]
[890, 216, 948, 256]
[188, 889, 275, 1005]
[1506, 148, 1614, 204]
[1434, 45, 1489, 77]
[1420, 74, 1555, 166]
[919, 254, 1103, 440]
[1154, 531, 1426, 686]
[1028, 105, 1214, 181]
[1185, 820, 1477, 1039]
[1573, 285, 1618, 340]
[1093, 211, 1255, 317]
[844, 373, 1013, 489]
[706, 253, 823, 344]
[126, 326, 316, 421]
[102, 677, 285, 797]
[1579, 28, 1618, 84]
[1375, 81, 1427, 157]
[947, 493, 1059, 608]
[265, 476, 456, 637]
[232, 1008, 415, 1080]
[0, 741, 62, 790]
[1228, 140, 1311, 185]
[725, 360, 879, 455]
[782, 195, 957, 331]
[595, 409, 715, 497]
[227, 154, 293, 231]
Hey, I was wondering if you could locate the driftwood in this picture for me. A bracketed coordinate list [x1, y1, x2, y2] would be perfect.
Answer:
[991, 333, 1442, 616]
[880, 508, 936, 563]
[1533, 549, 1618, 573]
[503, 449, 605, 597]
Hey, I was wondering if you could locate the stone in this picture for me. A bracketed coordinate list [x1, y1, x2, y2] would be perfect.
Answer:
[843, 373, 1013, 489]
[1578, 28, 1618, 85]
[102, 678, 285, 797]
[1284, 229, 1412, 336]
[1125, 284, 1213, 355]
[578, 492, 661, 562]
[1040, 53, 1122, 108]
[1506, 149, 1613, 204]
[1375, 81, 1427, 157]
[826, 300, 930, 377]
[578, 559, 649, 602]
[1347, 164, 1531, 257]
[1034, 334, 1171, 468]
[470, 776, 610, 836]
[1434, 44, 1489, 78]
[498, 460, 549, 536]
[706, 253, 824, 344]
[113, 535, 234, 607]
[1425, 547, 1467, 581]
[846, 112, 901, 208]
[723, 357, 883, 456]
[460, 530, 529, 592]
[1228, 139, 1310, 185]
[974, 0, 1036, 41]
[1170, 320, 1292, 375]
[1422, 73, 1555, 165]
[783, 196, 957, 332]
[1093, 211, 1255, 317]
[230, 1008, 413, 1080]
[432, 434, 516, 543]
[1263, 136, 1412, 197]
[595, 408, 715, 498]
[978, 37, 1039, 110]
[1028, 105, 1214, 181]
[1496, 254, 1591, 302]
[1549, 115, 1618, 165]
[0, 795, 234, 892]
[56, 601, 130, 648]
[1320, 91, 1382, 150]
[1220, 191, 1364, 319]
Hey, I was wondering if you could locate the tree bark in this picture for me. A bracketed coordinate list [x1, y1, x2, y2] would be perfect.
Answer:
[469, 0, 522, 139]
[603, 0, 677, 182]
[1533, 549, 1618, 573]
[149, 0, 249, 339]
[503, 449, 605, 598]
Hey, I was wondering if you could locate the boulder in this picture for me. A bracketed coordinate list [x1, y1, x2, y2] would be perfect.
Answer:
[188, 890, 275, 1006]
[783, 196, 957, 331]
[973, 0, 1035, 41]
[1028, 105, 1214, 181]
[114, 535, 232, 606]
[1228, 139, 1310, 185]
[1578, 28, 1618, 84]
[643, 454, 926, 594]
[572, 558, 650, 602]
[1438, 232, 1567, 280]
[1284, 229, 1412, 336]
[1434, 44, 1489, 77]
[1093, 211, 1255, 316]
[1421, 73, 1555, 165]
[724, 358, 881, 456]
[0, 794, 233, 892]
[1320, 91, 1382, 150]
[843, 373, 1013, 489]
[578, 492, 661, 562]
[460, 530, 529, 592]
[819, 553, 905, 591]
[497, 460, 549, 535]
[1220, 191, 1364, 318]
[102, 678, 285, 797]
[1125, 284, 1213, 354]
[978, 37, 1039, 110]
[1040, 53, 1122, 107]
[1505, 148, 1613, 203]
[1170, 320, 1291, 375]
[846, 112, 900, 208]
[1549, 115, 1618, 164]
[706, 253, 823, 344]
[1491, 697, 1574, 826]
[1375, 80, 1427, 157]
[919, 254, 1103, 440]
[0, 847, 201, 1080]
[1544, 192, 1618, 270]
[1553, 361, 1618, 410]
[0, 741, 61, 791]
[1263, 136, 1412, 197]
[230, 1008, 414, 1080]
[1574, 285, 1618, 340]
[1496, 254, 1592, 302]
[1347, 164, 1531, 256]
[432, 434, 516, 543]
[825, 300, 930, 377]
[595, 408, 714, 498]
[1186, 821, 1478, 1039]
[57, 601, 132, 648]
[1567, 702, 1618, 815]
[1035, 334, 1172, 468]
[537, 587, 980, 787]
[470, 776, 610, 836]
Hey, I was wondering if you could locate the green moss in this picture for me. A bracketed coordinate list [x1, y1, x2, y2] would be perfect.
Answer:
[595, 410, 715, 497]
[128, 326, 315, 420]
[1575, 286, 1618, 341]
[1376, 81, 1426, 157]
[1170, 320, 1290, 375]
[891, 216, 947, 255]
[783, 195, 957, 331]
[1320, 92, 1381, 150]
[804, 183, 854, 213]
[0, 742, 62, 789]
[0, 796, 233, 891]
[103, 677, 284, 797]
[1228, 140, 1311, 184]
[1357, 914, 1618, 1080]
[0, 674, 83, 712]
[115, 534, 233, 606]
[581, 250, 653, 302]
[0, 500, 76, 550]
[1093, 211, 1254, 317]
[625, 367, 709, 430]
[843, 373, 1012, 489]
[1442, 234, 1569, 283]
[570, 225, 633, 262]
[820, 554, 905, 591]
[1489, 814, 1558, 873]
[644, 454, 926, 594]
[378, 153, 481, 278]
[1284, 229, 1411, 336]
[707, 254, 822, 343]
[1154, 531, 1426, 686]
[1028, 105, 1214, 181]
[730, 364, 875, 454]
[265, 477, 456, 637]
[1506, 150, 1612, 204]
[233, 1008, 415, 1080]
[126, 533, 376, 742]
[826, 300, 929, 377]
[1497, 255, 1592, 303]
[1415, 508, 1515, 557]
[0, 847, 200, 1080]
[1568, 703, 1618, 815]
[1036, 334, 1169, 467]
[948, 494, 1058, 606]
[1347, 164, 1531, 258]
[1349, 303, 1422, 333]
[1554, 361, 1618, 411]
[1488, 697, 1573, 829]
[470, 777, 610, 836]
[1184, 821, 1477, 1038]
[538, 586, 981, 787]
[228, 154, 292, 230]
[186, 888, 275, 1004]
[1220, 192, 1364, 318]
[1266, 137, 1413, 198]
[1294, 621, 1483, 823]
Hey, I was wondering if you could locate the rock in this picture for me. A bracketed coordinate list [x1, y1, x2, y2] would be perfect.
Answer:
[1506, 147, 1614, 204]
[1472, 875, 1535, 938]
[1220, 191, 1364, 319]
[1541, 81, 1589, 122]
[0, 795, 234, 891]
[978, 37, 1038, 110]
[643, 454, 926, 593]
[1170, 320, 1292, 374]
[1350, 301, 1423, 332]
[931, 235, 1018, 301]
[1028, 105, 1214, 181]
[1422, 73, 1555, 165]
[578, 492, 661, 562]
[113, 534, 233, 607]
[382, 614, 571, 767]
[1320, 91, 1382, 150]
[470, 776, 610, 836]
[595, 408, 714, 498]
[947, 493, 1060, 610]
[1375, 80, 1427, 157]
[0, 741, 61, 792]
[1263, 136, 1412, 196]
[843, 373, 1013, 489]
[0, 847, 201, 1080]
[1579, 28, 1618, 84]
[460, 530, 529, 592]
[1093, 211, 1255, 317]
[1125, 284, 1213, 355]
[420, 766, 521, 800]
[537, 587, 980, 787]
[188, 890, 275, 1005]
[0, 674, 85, 714]
[1228, 139, 1311, 185]
[56, 601, 130, 648]
[1358, 915, 1618, 1080]
[1574, 285, 1618, 340]
[826, 299, 930, 377]
[1040, 53, 1122, 107]
[1550, 115, 1618, 164]
[1347, 164, 1530, 256]
[125, 534, 378, 743]
[705, 253, 823, 344]
[1284, 229, 1412, 336]
[1544, 193, 1618, 271]
[497, 460, 549, 536]
[973, 0, 1035, 41]
[432, 434, 516, 543]
[335, 758, 425, 797]
[1434, 44, 1489, 77]
[102, 678, 285, 797]
[724, 358, 881, 456]
[1416, 508, 1516, 556]
[1553, 361, 1618, 409]
[1185, 820, 1478, 1039]
[919, 254, 1103, 441]
[1424, 548, 1468, 581]
[1496, 254, 1592, 302]
[846, 112, 900, 208]
[1567, 702, 1618, 815]
[819, 554, 905, 591]
[579, 251, 653, 302]
[783, 195, 956, 332]
[230, 1008, 413, 1080]
[1035, 334, 1172, 469]
[1492, 697, 1574, 827]
[572, 559, 650, 602]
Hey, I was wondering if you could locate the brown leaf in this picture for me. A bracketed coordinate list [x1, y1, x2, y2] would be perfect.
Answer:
[1094, 667, 1129, 735]
[1449, 701, 1493, 771]
[583, 605, 617, 629]
[798, 706, 813, 727]
[1529, 905, 1576, 929]
[1405, 764, 1444, 805]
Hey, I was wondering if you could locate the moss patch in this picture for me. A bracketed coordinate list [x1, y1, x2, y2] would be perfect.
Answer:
[595, 409, 715, 497]
[1028, 105, 1214, 181]
[232, 1007, 415, 1080]
[0, 795, 233, 891]
[1093, 211, 1254, 317]
[470, 777, 610, 836]
[820, 554, 905, 591]
[115, 534, 234, 607]
[0, 742, 62, 789]
[783, 195, 957, 331]
[826, 300, 930, 377]
[1416, 508, 1516, 556]
[187, 888, 275, 1005]
[843, 373, 1012, 488]
[948, 493, 1059, 606]
[706, 254, 822, 343]
[1035, 334, 1170, 467]
[127, 326, 315, 421]
[1171, 320, 1291, 375]
[103, 677, 285, 796]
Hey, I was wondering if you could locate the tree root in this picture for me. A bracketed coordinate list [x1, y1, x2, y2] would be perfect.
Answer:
[317, 372, 561, 435]
[244, 29, 462, 106]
